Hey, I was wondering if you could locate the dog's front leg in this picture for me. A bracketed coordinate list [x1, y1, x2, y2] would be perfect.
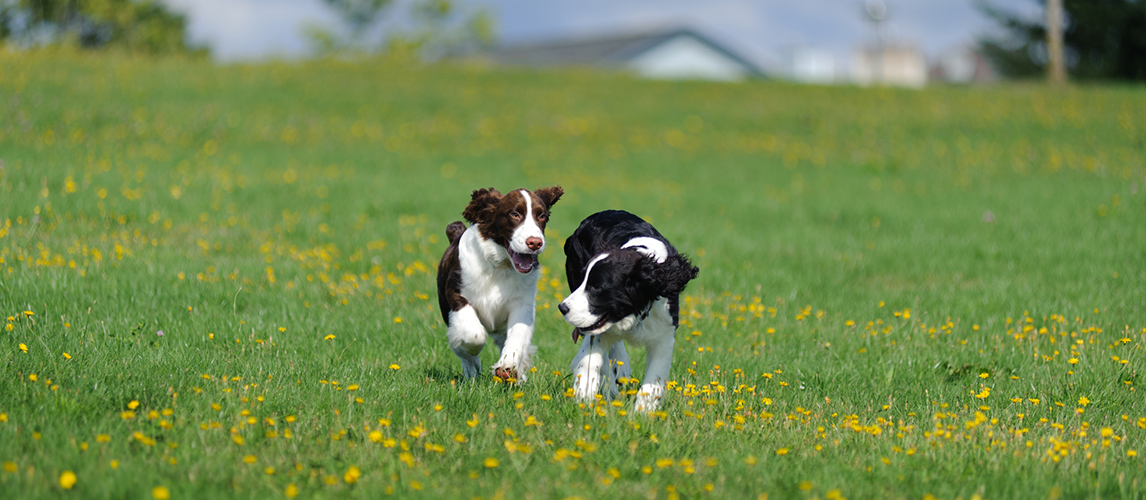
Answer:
[491, 306, 536, 382]
[447, 305, 488, 379]
[570, 335, 612, 402]
[605, 341, 632, 399]
[636, 337, 674, 413]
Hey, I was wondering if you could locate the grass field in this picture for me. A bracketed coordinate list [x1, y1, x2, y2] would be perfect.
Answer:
[1, 51, 1145, 499]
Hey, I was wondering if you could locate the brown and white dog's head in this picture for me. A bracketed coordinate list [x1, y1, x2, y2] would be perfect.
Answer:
[462, 186, 563, 273]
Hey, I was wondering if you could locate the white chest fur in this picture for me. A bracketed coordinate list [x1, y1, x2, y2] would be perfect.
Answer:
[457, 225, 539, 332]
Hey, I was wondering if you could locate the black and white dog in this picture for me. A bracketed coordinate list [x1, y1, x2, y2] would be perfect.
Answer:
[437, 186, 563, 382]
[558, 210, 699, 411]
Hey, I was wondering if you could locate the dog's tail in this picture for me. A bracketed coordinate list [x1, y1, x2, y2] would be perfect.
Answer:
[445, 221, 466, 245]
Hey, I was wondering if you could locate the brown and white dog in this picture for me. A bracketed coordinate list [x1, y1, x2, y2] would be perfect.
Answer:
[437, 186, 563, 382]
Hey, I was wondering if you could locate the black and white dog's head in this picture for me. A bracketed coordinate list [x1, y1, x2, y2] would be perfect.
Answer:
[559, 249, 698, 337]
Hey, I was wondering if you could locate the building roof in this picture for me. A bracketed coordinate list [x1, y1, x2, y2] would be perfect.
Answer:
[487, 27, 763, 77]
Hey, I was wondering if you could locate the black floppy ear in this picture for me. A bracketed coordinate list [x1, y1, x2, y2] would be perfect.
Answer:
[641, 254, 699, 296]
[462, 188, 502, 225]
[534, 185, 563, 209]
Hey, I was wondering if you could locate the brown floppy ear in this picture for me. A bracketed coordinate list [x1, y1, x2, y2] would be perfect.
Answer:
[462, 188, 502, 225]
[534, 185, 563, 209]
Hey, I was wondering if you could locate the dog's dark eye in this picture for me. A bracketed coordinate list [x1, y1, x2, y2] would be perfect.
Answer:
[510, 211, 522, 220]
[538, 212, 548, 221]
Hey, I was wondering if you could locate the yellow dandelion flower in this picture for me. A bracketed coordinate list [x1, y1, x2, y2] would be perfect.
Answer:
[341, 465, 359, 483]
[232, 434, 245, 445]
[243, 455, 257, 464]
[776, 448, 790, 456]
[120, 411, 135, 420]
[127, 401, 140, 410]
[1078, 396, 1090, 406]
[152, 486, 170, 500]
[59, 471, 77, 489]
[3, 462, 16, 473]
[264, 467, 275, 475]
[285, 484, 299, 498]
[483, 457, 499, 468]
[28, 374, 37, 382]
[323, 334, 335, 341]
[62, 352, 71, 359]
[1129, 450, 1138, 457]
[96, 434, 110, 442]
[19, 343, 28, 353]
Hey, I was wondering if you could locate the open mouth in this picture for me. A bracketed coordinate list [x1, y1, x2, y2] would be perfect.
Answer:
[505, 245, 538, 274]
[571, 316, 610, 342]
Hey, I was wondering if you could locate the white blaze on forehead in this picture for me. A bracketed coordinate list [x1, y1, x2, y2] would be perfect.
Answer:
[622, 237, 667, 263]
[520, 190, 533, 220]
[561, 252, 609, 328]
[508, 189, 544, 254]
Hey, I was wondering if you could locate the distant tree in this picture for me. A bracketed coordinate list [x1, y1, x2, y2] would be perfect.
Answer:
[396, 0, 495, 59]
[320, 0, 391, 42]
[977, 0, 1146, 81]
[310, 0, 495, 59]
[0, 0, 199, 54]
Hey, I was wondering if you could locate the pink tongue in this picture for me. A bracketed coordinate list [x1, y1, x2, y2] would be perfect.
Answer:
[509, 249, 534, 273]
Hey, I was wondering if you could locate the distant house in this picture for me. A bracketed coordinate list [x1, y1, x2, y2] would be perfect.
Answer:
[929, 46, 996, 84]
[851, 43, 927, 88]
[486, 27, 763, 82]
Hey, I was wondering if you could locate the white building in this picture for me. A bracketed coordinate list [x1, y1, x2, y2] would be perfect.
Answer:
[487, 27, 762, 82]
[851, 44, 927, 88]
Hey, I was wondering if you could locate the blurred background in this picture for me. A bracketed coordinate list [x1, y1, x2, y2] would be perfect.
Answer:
[2, 0, 1144, 85]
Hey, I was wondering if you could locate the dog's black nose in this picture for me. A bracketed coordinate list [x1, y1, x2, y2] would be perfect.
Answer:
[558, 302, 570, 315]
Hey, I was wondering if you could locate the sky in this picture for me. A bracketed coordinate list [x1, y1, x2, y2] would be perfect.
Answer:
[165, 0, 1041, 70]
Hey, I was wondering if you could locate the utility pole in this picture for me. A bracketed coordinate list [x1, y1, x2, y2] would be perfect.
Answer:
[865, 0, 887, 85]
[1046, 0, 1066, 85]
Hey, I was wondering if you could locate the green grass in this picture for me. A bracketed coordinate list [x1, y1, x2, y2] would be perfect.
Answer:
[2, 50, 1145, 499]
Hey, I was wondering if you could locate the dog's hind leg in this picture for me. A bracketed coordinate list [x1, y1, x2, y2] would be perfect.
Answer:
[447, 306, 487, 379]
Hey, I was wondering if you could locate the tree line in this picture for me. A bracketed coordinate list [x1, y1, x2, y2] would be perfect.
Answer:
[979, 0, 1146, 81]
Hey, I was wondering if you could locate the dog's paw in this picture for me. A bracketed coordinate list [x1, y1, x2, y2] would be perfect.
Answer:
[492, 365, 518, 382]
[634, 384, 664, 413]
[460, 356, 481, 379]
